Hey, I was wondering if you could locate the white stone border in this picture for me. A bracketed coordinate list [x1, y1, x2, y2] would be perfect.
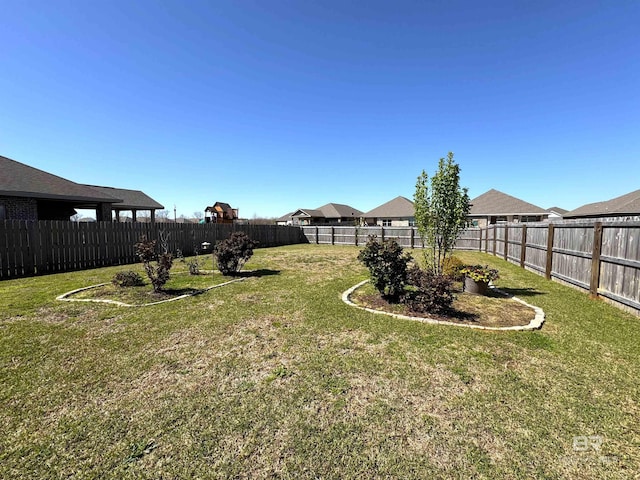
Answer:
[342, 280, 545, 331]
[56, 278, 246, 308]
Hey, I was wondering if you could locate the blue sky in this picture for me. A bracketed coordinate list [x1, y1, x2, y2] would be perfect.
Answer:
[2, 0, 639, 219]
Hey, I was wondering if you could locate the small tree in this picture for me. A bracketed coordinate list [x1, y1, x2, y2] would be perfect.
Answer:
[214, 232, 259, 275]
[357, 236, 411, 302]
[414, 152, 470, 275]
[135, 233, 173, 292]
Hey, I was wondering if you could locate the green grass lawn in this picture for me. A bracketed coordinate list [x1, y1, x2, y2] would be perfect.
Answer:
[1, 245, 638, 479]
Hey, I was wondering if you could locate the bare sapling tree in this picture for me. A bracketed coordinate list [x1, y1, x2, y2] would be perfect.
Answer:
[414, 152, 470, 275]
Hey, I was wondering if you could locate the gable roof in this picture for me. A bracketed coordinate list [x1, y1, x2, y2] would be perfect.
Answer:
[563, 189, 640, 218]
[363, 196, 415, 218]
[291, 203, 363, 219]
[546, 206, 568, 215]
[85, 185, 163, 210]
[0, 155, 120, 204]
[317, 203, 363, 218]
[277, 212, 294, 222]
[292, 208, 324, 218]
[469, 189, 547, 216]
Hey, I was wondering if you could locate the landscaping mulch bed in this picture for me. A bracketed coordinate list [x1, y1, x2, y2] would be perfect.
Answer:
[351, 285, 535, 328]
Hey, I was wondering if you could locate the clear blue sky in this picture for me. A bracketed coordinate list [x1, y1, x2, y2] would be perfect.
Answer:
[2, 0, 639, 219]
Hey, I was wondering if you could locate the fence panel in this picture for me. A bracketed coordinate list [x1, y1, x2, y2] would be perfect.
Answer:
[484, 221, 640, 315]
[0, 221, 303, 280]
[524, 225, 548, 273]
[551, 225, 593, 288]
[455, 228, 481, 251]
[599, 224, 640, 309]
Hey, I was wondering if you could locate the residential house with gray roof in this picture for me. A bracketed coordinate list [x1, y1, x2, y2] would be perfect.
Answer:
[289, 203, 363, 225]
[0, 154, 163, 222]
[362, 196, 415, 226]
[563, 189, 640, 221]
[468, 189, 548, 227]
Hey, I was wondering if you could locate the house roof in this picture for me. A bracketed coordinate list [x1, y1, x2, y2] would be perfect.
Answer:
[363, 196, 415, 218]
[292, 208, 324, 218]
[277, 212, 294, 222]
[546, 206, 568, 214]
[0, 155, 121, 204]
[291, 203, 363, 219]
[85, 185, 164, 210]
[563, 189, 640, 218]
[316, 203, 363, 218]
[469, 189, 547, 216]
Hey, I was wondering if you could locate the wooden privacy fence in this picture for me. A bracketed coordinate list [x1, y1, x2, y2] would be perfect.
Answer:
[484, 221, 640, 314]
[300, 226, 483, 250]
[0, 221, 304, 279]
[301, 222, 640, 315]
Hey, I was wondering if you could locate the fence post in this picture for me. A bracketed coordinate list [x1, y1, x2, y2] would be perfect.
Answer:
[478, 228, 482, 251]
[545, 224, 555, 280]
[485, 227, 489, 253]
[315, 226, 319, 244]
[504, 225, 509, 261]
[331, 226, 335, 245]
[492, 226, 497, 256]
[590, 222, 604, 298]
[381, 226, 385, 243]
[410, 227, 414, 248]
[520, 225, 527, 268]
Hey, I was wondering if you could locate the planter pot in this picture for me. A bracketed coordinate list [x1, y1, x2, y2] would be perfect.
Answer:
[464, 276, 489, 295]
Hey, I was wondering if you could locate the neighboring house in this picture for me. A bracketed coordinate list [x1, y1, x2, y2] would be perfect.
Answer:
[546, 206, 568, 220]
[362, 196, 415, 226]
[0, 155, 119, 221]
[563, 189, 640, 222]
[85, 185, 164, 223]
[205, 202, 238, 224]
[276, 212, 295, 226]
[290, 203, 363, 225]
[0, 155, 164, 222]
[468, 189, 548, 227]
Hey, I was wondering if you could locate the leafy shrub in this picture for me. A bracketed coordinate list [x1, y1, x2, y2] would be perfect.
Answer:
[442, 255, 465, 280]
[357, 235, 411, 302]
[214, 232, 259, 276]
[111, 270, 145, 288]
[134, 235, 174, 292]
[403, 265, 454, 314]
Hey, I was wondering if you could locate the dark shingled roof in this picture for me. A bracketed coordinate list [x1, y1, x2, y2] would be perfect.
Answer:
[363, 196, 415, 218]
[469, 189, 547, 215]
[85, 185, 164, 210]
[292, 203, 363, 219]
[563, 189, 640, 218]
[0, 155, 121, 203]
[316, 203, 363, 218]
[277, 212, 294, 222]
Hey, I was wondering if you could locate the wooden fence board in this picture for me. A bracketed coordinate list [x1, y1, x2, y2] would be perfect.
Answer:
[0, 222, 303, 280]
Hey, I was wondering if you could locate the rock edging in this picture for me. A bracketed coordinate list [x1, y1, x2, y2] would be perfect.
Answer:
[56, 277, 246, 307]
[342, 279, 545, 331]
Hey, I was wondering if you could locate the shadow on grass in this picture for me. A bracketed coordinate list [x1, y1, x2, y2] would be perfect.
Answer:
[234, 269, 281, 278]
[496, 287, 546, 298]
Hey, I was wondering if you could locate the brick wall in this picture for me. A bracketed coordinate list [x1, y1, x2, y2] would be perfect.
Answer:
[0, 195, 38, 220]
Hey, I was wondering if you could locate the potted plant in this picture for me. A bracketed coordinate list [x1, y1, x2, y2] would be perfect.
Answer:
[459, 265, 499, 295]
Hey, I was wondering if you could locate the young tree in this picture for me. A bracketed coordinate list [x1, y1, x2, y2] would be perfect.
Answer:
[414, 152, 470, 275]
